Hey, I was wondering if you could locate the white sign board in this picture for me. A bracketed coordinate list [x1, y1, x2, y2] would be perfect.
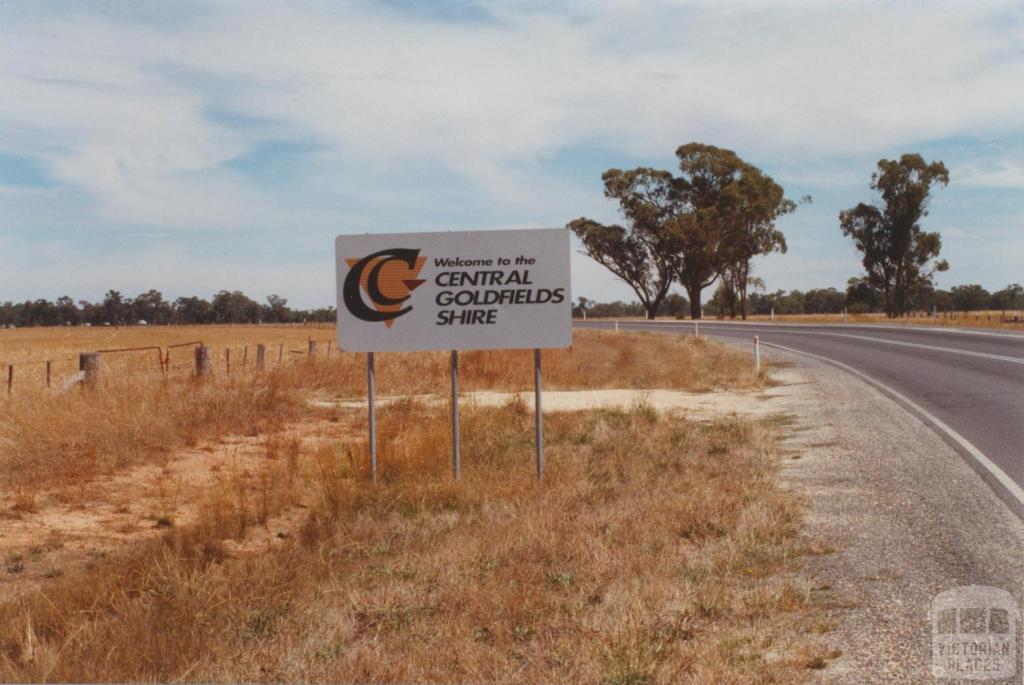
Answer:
[335, 228, 571, 352]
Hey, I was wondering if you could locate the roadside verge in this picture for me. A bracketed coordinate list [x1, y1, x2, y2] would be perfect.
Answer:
[765, 349, 1024, 683]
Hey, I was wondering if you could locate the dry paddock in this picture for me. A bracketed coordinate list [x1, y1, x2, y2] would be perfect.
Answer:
[0, 328, 838, 683]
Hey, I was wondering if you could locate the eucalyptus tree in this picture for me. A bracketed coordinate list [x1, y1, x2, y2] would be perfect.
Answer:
[568, 167, 684, 320]
[720, 168, 801, 319]
[672, 143, 747, 319]
[840, 154, 949, 317]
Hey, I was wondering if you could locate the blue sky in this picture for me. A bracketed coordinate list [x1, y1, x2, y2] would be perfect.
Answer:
[1, 0, 1022, 308]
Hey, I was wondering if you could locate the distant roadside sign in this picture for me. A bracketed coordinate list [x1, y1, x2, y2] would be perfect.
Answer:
[335, 228, 571, 352]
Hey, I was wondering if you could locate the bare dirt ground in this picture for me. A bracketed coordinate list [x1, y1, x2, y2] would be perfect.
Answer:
[0, 419, 348, 602]
[318, 371, 803, 419]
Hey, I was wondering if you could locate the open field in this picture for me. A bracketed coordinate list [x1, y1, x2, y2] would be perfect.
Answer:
[0, 324, 335, 365]
[0, 330, 834, 682]
[0, 325, 763, 397]
[585, 310, 1024, 331]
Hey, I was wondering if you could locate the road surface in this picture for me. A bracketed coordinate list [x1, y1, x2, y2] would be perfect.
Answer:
[575, 320, 1024, 516]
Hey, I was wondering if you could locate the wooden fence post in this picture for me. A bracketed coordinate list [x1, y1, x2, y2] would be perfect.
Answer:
[225, 349, 231, 374]
[308, 339, 317, 359]
[79, 352, 101, 390]
[256, 344, 266, 370]
[243, 346, 249, 369]
[278, 344, 284, 364]
[6, 365, 12, 395]
[195, 346, 212, 378]
[46, 360, 52, 389]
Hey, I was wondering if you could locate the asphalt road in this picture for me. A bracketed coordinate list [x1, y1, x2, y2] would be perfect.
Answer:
[575, 319, 1024, 515]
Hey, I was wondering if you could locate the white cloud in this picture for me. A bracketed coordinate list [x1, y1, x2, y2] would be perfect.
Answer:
[0, 1, 1021, 302]
[2, 2, 1022, 227]
[954, 161, 1024, 189]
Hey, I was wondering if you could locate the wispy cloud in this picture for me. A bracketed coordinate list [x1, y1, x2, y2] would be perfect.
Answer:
[0, 1, 1022, 304]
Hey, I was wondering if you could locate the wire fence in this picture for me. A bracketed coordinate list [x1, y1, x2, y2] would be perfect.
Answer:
[1, 338, 337, 396]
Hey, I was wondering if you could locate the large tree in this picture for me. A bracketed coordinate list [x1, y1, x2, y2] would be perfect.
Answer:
[840, 154, 949, 317]
[568, 167, 684, 320]
[720, 168, 800, 319]
[673, 143, 748, 319]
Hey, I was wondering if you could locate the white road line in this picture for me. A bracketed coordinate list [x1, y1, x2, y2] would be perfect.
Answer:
[803, 332, 1024, 365]
[577, 319, 1024, 340]
[586, 321, 1024, 365]
[762, 341, 1024, 513]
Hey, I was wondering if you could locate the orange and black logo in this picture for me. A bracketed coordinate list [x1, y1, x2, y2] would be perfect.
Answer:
[342, 248, 427, 327]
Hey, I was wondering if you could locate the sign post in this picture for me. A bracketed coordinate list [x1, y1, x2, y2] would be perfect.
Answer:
[336, 228, 572, 480]
[534, 348, 543, 480]
[451, 350, 460, 480]
[367, 351, 377, 482]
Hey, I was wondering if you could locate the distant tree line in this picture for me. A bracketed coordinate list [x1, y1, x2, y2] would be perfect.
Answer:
[573, 293, 691, 319]
[574, 282, 1024, 318]
[0, 290, 336, 328]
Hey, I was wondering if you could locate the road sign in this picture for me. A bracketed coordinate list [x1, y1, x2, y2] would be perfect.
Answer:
[335, 228, 571, 352]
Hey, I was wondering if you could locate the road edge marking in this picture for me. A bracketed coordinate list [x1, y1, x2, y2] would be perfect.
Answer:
[577, 319, 1024, 340]
[761, 340, 1024, 517]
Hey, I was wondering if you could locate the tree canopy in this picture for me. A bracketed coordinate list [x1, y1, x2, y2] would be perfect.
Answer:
[569, 142, 798, 319]
[568, 167, 684, 320]
[840, 154, 949, 317]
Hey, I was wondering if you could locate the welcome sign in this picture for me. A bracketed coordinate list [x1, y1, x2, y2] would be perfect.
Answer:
[335, 228, 572, 352]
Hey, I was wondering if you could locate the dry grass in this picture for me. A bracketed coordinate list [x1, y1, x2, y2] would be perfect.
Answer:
[0, 323, 334, 366]
[0, 329, 826, 682]
[0, 401, 833, 683]
[0, 330, 761, 494]
[303, 330, 762, 398]
[741, 310, 1024, 330]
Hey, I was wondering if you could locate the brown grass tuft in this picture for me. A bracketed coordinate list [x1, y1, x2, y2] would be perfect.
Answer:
[0, 400, 829, 683]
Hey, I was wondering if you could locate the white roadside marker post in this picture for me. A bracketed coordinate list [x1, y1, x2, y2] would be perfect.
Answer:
[614, 320, 619, 332]
[534, 348, 544, 480]
[367, 352, 377, 483]
[451, 350, 461, 480]
[695, 319, 699, 338]
[754, 335, 761, 372]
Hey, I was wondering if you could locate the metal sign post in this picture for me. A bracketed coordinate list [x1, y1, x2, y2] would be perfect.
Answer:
[336, 228, 572, 484]
[367, 352, 378, 482]
[451, 350, 461, 480]
[534, 348, 544, 480]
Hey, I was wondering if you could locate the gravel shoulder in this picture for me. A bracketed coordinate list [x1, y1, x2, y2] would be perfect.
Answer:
[763, 348, 1024, 683]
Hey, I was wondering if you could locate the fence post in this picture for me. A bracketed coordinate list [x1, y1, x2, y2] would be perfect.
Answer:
[46, 360, 52, 389]
[308, 339, 317, 359]
[194, 346, 212, 378]
[6, 365, 12, 395]
[256, 344, 266, 370]
[225, 349, 231, 374]
[278, 344, 284, 364]
[242, 346, 249, 369]
[79, 352, 101, 390]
